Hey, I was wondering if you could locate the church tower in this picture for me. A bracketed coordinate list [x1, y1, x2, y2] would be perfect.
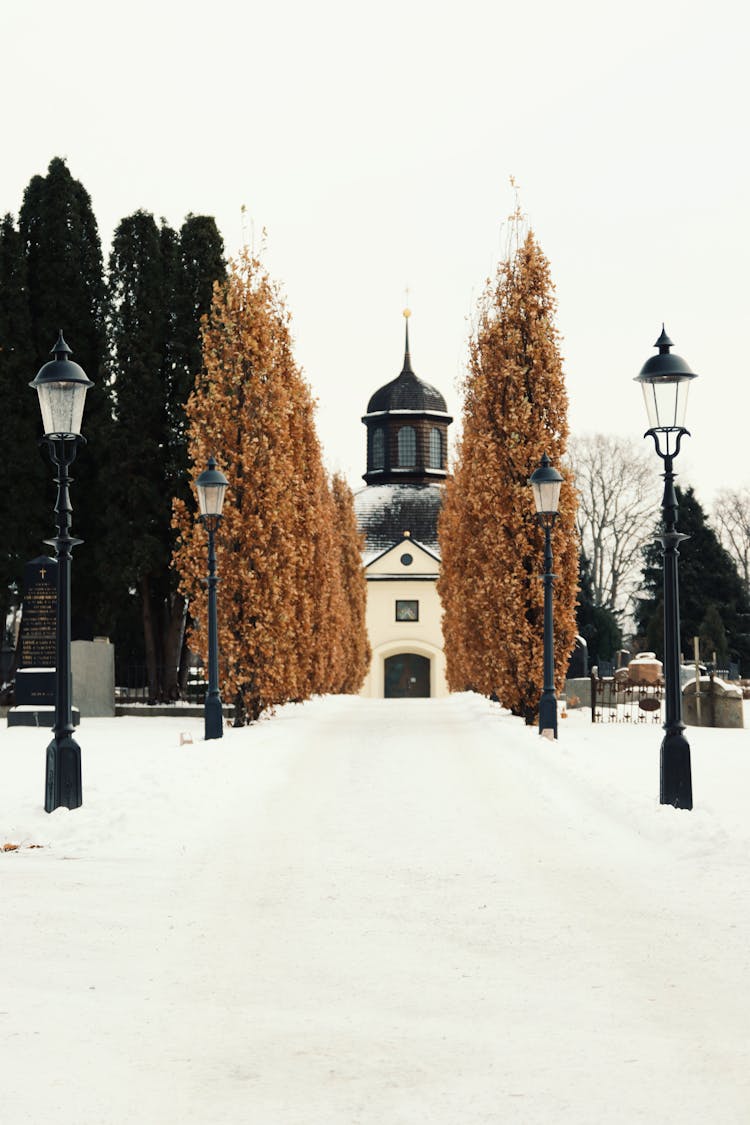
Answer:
[354, 311, 452, 698]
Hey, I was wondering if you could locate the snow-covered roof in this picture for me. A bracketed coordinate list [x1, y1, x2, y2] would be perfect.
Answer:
[354, 482, 444, 560]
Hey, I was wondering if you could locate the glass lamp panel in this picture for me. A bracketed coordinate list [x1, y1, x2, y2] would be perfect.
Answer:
[532, 477, 562, 516]
[37, 380, 88, 437]
[641, 375, 692, 431]
[197, 482, 228, 518]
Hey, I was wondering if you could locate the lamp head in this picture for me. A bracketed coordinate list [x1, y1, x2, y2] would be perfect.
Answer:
[196, 456, 229, 522]
[529, 453, 563, 525]
[635, 326, 697, 437]
[29, 331, 93, 438]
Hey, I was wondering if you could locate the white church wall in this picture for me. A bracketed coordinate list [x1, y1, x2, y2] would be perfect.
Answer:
[359, 539, 449, 697]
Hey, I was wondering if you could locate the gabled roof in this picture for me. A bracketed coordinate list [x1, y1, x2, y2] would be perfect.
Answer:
[363, 535, 441, 569]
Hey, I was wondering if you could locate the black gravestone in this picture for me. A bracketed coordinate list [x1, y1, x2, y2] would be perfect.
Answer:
[15, 556, 57, 709]
[8, 556, 77, 727]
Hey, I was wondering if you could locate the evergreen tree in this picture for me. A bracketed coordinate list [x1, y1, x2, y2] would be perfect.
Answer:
[173, 250, 351, 723]
[102, 211, 225, 697]
[0, 213, 46, 630]
[166, 215, 226, 499]
[18, 157, 110, 636]
[438, 227, 579, 722]
[102, 211, 176, 692]
[636, 485, 750, 671]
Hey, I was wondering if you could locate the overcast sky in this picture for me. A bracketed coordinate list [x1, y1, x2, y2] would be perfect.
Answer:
[4, 0, 747, 506]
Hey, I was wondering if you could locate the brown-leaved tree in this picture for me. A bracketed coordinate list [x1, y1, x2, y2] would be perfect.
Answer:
[172, 250, 368, 722]
[331, 472, 371, 692]
[438, 227, 579, 722]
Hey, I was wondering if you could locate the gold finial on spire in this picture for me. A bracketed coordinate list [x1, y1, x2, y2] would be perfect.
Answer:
[403, 307, 411, 318]
[403, 284, 411, 319]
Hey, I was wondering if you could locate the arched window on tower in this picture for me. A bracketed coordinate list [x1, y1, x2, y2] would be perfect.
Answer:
[372, 426, 385, 469]
[398, 426, 416, 467]
[429, 427, 443, 469]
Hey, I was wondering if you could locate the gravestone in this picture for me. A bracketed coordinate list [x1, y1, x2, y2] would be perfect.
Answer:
[683, 676, 744, 728]
[566, 635, 588, 678]
[7, 556, 79, 728]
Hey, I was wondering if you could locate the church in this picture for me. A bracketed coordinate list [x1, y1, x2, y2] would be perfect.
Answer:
[353, 312, 452, 698]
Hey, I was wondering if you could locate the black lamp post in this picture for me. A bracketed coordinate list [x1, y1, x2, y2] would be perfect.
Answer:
[635, 327, 698, 810]
[29, 332, 93, 812]
[196, 457, 229, 740]
[529, 453, 564, 740]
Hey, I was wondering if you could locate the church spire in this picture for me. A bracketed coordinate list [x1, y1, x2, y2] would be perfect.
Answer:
[402, 306, 413, 374]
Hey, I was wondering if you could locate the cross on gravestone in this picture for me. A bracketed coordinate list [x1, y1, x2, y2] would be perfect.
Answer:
[7, 556, 81, 728]
[16, 557, 57, 674]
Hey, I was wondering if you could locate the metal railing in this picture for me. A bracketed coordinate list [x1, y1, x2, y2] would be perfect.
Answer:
[115, 663, 206, 706]
[591, 670, 663, 724]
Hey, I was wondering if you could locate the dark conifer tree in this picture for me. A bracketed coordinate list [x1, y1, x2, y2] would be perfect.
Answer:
[636, 485, 750, 671]
[102, 211, 175, 693]
[18, 157, 110, 636]
[102, 211, 225, 697]
[0, 213, 46, 632]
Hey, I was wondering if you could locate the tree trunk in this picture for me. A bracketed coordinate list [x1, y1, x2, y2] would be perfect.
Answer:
[233, 690, 246, 727]
[160, 591, 187, 701]
[140, 576, 159, 703]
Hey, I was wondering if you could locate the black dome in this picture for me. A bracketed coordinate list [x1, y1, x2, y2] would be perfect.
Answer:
[354, 483, 444, 559]
[366, 368, 448, 414]
[366, 317, 449, 415]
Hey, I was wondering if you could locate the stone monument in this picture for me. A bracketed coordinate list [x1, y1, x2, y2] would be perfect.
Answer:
[7, 556, 79, 728]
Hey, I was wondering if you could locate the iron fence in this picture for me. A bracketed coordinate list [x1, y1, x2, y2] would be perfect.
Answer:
[591, 671, 663, 724]
[115, 663, 206, 706]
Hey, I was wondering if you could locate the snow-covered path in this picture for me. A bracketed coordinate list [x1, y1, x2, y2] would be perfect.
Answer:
[3, 695, 750, 1123]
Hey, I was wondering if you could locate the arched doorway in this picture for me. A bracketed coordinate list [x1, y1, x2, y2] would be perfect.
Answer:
[384, 653, 431, 698]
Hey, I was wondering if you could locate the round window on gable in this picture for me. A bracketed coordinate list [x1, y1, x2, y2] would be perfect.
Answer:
[400, 553, 413, 566]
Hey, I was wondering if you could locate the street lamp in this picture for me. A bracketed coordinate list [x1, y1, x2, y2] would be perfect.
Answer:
[29, 331, 93, 812]
[529, 453, 563, 740]
[635, 326, 698, 810]
[196, 457, 229, 740]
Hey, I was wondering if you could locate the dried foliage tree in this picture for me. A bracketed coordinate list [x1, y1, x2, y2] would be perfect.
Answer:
[438, 227, 579, 723]
[567, 433, 657, 621]
[331, 472, 371, 692]
[712, 487, 750, 596]
[172, 251, 368, 723]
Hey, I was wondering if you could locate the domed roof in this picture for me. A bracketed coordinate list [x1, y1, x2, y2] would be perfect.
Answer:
[366, 317, 449, 415]
[354, 483, 444, 560]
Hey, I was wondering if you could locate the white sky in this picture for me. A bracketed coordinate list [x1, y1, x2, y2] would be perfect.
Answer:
[3, 0, 748, 506]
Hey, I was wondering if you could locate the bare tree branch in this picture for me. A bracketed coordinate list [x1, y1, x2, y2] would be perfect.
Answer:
[567, 434, 658, 620]
[712, 487, 750, 595]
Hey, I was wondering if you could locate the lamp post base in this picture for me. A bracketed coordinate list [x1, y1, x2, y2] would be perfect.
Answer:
[660, 729, 693, 809]
[204, 695, 224, 741]
[45, 733, 82, 812]
[538, 693, 558, 740]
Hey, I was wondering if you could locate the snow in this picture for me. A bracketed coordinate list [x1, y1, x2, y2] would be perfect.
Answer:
[3, 694, 750, 1124]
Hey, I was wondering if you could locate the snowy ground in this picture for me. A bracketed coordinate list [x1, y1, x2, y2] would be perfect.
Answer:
[2, 694, 750, 1125]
